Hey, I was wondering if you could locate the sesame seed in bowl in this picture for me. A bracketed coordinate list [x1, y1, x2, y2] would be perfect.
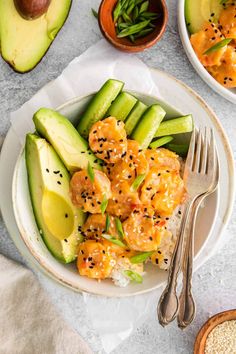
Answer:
[194, 309, 236, 354]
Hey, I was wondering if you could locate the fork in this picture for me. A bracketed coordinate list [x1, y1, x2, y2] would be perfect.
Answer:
[157, 128, 217, 327]
[177, 144, 219, 329]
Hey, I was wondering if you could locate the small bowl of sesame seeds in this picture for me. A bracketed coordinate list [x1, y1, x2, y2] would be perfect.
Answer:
[194, 309, 236, 354]
[178, 0, 236, 104]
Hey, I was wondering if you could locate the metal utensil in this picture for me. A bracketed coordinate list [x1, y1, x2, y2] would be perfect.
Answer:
[157, 128, 217, 327]
[177, 151, 219, 329]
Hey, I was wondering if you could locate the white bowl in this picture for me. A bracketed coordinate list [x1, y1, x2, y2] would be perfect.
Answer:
[178, 0, 236, 104]
[12, 91, 220, 297]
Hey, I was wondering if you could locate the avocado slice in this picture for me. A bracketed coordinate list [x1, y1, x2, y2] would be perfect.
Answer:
[33, 108, 102, 172]
[185, 0, 223, 34]
[0, 0, 71, 72]
[25, 133, 86, 263]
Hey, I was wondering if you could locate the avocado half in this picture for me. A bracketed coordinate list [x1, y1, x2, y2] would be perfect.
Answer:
[0, 0, 72, 73]
[25, 133, 85, 263]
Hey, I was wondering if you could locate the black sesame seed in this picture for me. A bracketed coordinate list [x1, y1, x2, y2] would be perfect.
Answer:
[102, 250, 106, 254]
[57, 181, 61, 185]
[46, 168, 49, 173]
[93, 130, 97, 134]
[89, 266, 94, 269]
[151, 157, 155, 161]
[155, 258, 159, 264]
[149, 237, 153, 241]
[158, 250, 161, 254]
[65, 213, 68, 218]
[88, 257, 93, 261]
[64, 239, 68, 243]
[53, 170, 60, 174]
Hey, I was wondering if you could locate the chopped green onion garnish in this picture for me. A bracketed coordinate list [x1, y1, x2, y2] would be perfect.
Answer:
[123, 270, 143, 283]
[130, 174, 146, 191]
[87, 162, 95, 182]
[91, 8, 98, 19]
[139, 0, 149, 13]
[115, 217, 124, 239]
[150, 136, 173, 149]
[117, 20, 150, 38]
[101, 195, 108, 215]
[102, 234, 126, 247]
[105, 214, 110, 233]
[204, 38, 232, 55]
[130, 251, 154, 264]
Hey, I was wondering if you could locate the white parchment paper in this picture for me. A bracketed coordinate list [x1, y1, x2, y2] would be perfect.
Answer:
[10, 39, 163, 353]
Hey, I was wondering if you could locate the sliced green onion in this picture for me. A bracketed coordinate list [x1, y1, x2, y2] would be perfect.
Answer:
[122, 12, 132, 23]
[139, 0, 149, 13]
[165, 143, 189, 157]
[105, 214, 110, 233]
[150, 136, 173, 149]
[113, 0, 123, 22]
[87, 162, 95, 182]
[134, 27, 153, 39]
[102, 234, 126, 247]
[91, 8, 98, 19]
[123, 270, 143, 283]
[130, 174, 146, 191]
[130, 251, 154, 264]
[139, 11, 160, 19]
[204, 38, 232, 55]
[115, 217, 124, 239]
[133, 5, 139, 20]
[117, 20, 150, 38]
[101, 195, 108, 215]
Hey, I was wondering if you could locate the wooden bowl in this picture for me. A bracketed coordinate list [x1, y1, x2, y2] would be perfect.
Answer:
[98, 0, 168, 53]
[194, 309, 236, 354]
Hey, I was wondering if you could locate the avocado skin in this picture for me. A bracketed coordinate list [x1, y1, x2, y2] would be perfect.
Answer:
[25, 133, 85, 263]
[0, 0, 72, 73]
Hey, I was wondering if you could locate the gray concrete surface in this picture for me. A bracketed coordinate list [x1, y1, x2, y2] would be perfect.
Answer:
[0, 1, 236, 353]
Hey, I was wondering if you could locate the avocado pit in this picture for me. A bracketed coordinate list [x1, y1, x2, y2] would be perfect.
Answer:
[14, 0, 51, 20]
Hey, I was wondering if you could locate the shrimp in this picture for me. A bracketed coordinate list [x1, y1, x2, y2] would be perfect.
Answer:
[208, 45, 236, 88]
[105, 139, 149, 184]
[190, 22, 227, 67]
[219, 4, 236, 39]
[77, 240, 115, 279]
[82, 213, 117, 240]
[140, 168, 186, 216]
[70, 169, 111, 213]
[145, 148, 180, 171]
[89, 117, 127, 163]
[123, 208, 164, 252]
[106, 181, 141, 220]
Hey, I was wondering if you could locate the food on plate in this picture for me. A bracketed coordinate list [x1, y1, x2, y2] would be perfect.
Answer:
[25, 134, 85, 263]
[186, 1, 236, 88]
[33, 108, 101, 171]
[113, 0, 161, 43]
[25, 79, 193, 287]
[0, 0, 72, 73]
[106, 92, 137, 121]
[125, 101, 148, 136]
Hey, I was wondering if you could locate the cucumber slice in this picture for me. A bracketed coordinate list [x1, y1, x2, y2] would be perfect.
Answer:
[77, 79, 124, 138]
[33, 108, 102, 172]
[125, 101, 147, 136]
[165, 143, 189, 157]
[154, 115, 193, 138]
[131, 105, 166, 149]
[150, 136, 173, 149]
[106, 92, 137, 121]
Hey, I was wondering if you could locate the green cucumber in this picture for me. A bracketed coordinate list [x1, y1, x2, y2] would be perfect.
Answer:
[106, 92, 137, 121]
[165, 143, 189, 157]
[33, 108, 102, 172]
[77, 79, 124, 138]
[150, 136, 173, 149]
[125, 101, 147, 136]
[154, 115, 193, 138]
[131, 104, 166, 149]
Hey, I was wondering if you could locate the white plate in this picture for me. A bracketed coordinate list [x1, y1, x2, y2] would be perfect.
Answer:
[0, 68, 235, 297]
[178, 0, 236, 105]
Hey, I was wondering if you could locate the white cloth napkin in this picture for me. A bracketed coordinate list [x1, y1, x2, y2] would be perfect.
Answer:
[0, 255, 93, 354]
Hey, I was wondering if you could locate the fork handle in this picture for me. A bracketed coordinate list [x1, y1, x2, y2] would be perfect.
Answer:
[177, 196, 204, 328]
[157, 198, 195, 326]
